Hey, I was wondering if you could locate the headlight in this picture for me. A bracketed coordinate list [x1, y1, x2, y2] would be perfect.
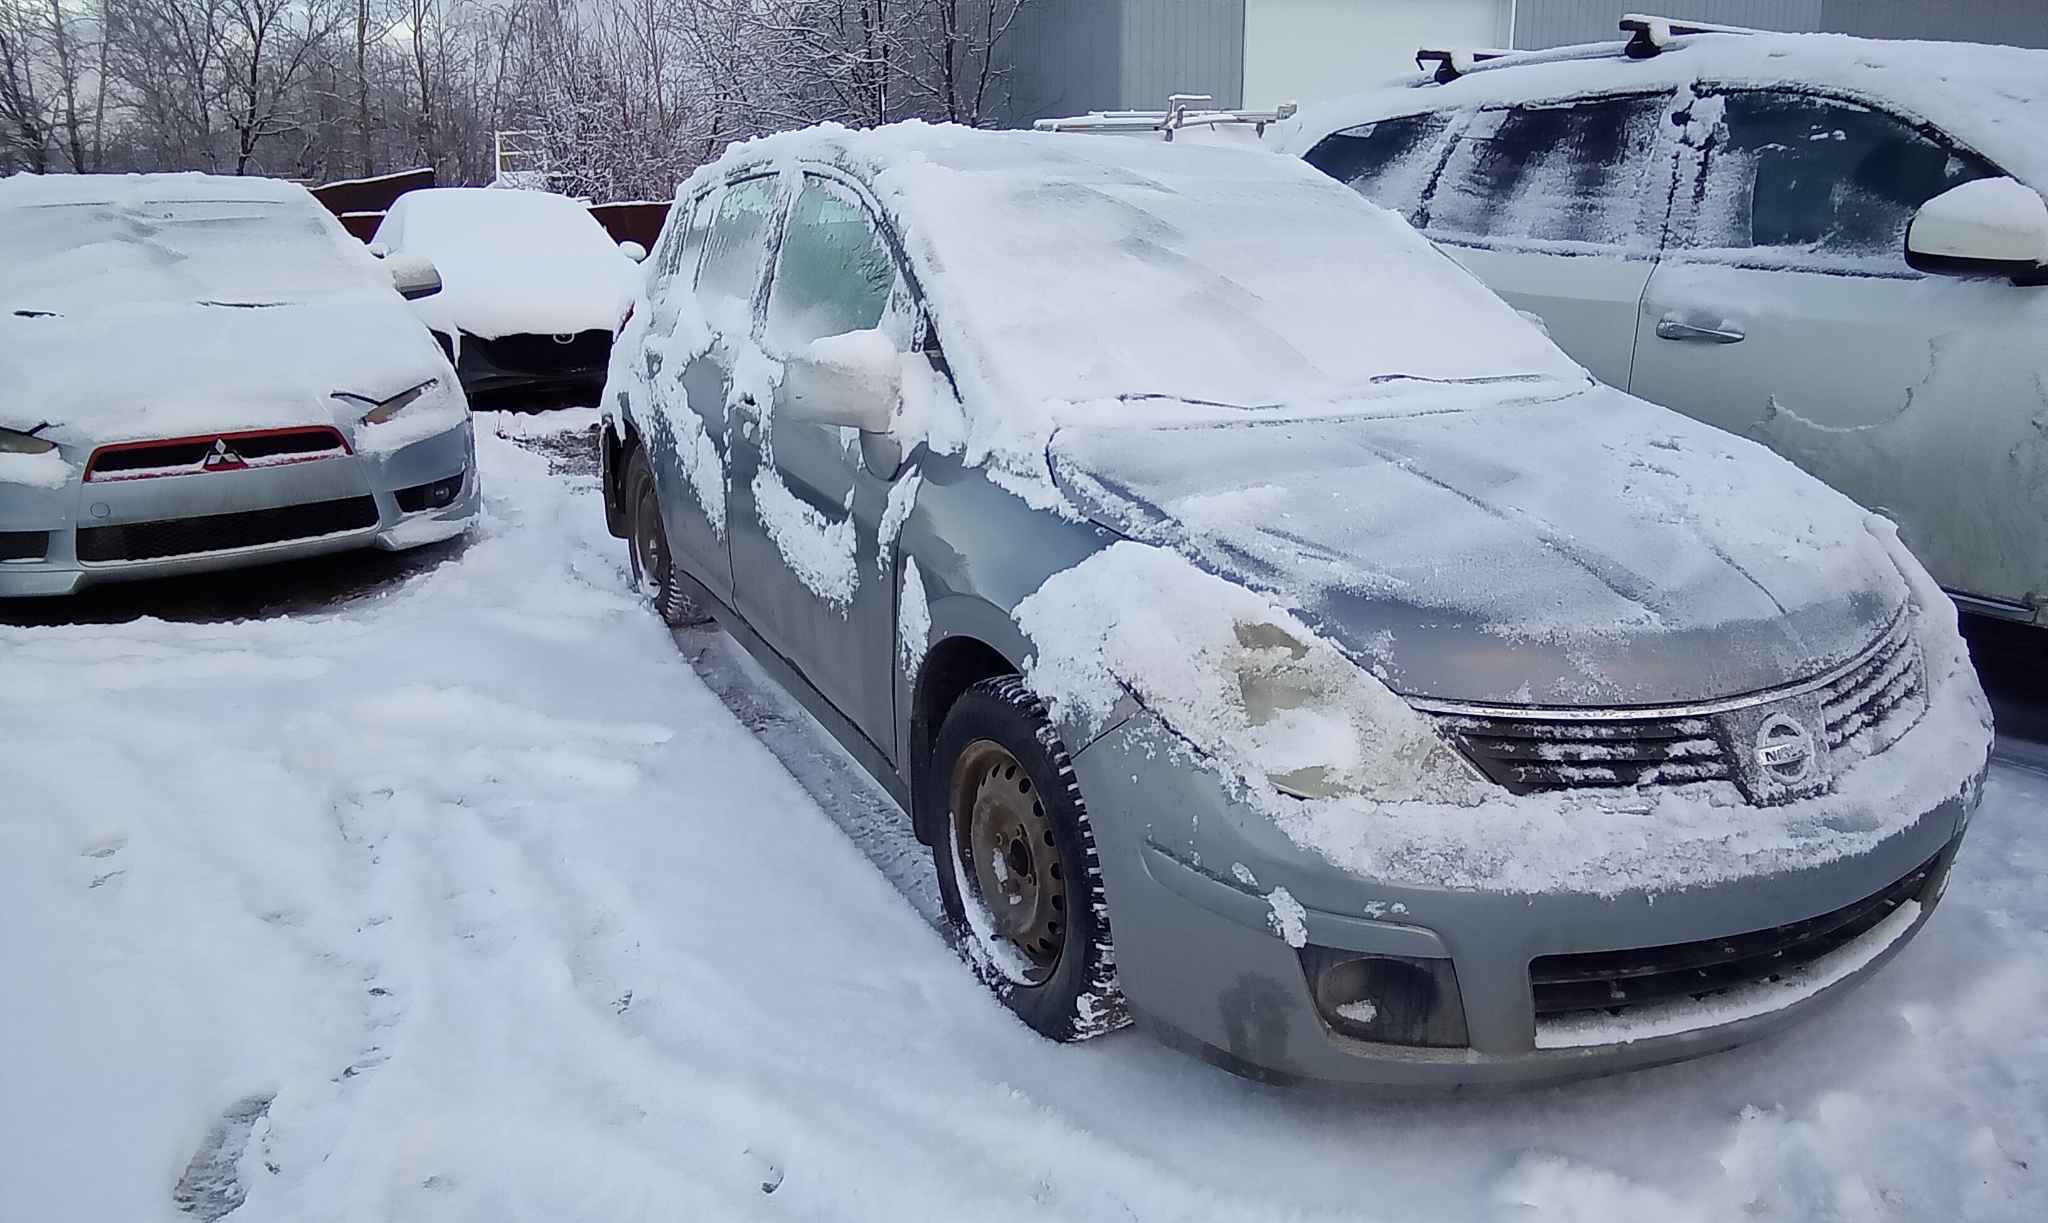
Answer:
[334, 378, 440, 425]
[0, 425, 57, 454]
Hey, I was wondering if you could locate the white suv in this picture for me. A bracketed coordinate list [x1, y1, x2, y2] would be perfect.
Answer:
[1276, 22, 2048, 625]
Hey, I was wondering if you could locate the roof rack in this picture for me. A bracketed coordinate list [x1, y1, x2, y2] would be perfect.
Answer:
[1033, 94, 1299, 141]
[1414, 48, 1515, 84]
[1618, 13, 1765, 58]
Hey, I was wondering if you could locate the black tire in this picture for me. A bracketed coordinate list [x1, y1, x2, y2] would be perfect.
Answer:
[622, 446, 705, 627]
[930, 676, 1129, 1041]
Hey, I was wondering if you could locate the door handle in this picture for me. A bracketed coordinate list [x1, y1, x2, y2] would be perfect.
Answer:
[1655, 318, 1746, 344]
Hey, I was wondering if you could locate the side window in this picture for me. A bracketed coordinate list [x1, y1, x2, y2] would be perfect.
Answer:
[1303, 111, 1454, 224]
[694, 176, 782, 333]
[764, 175, 903, 351]
[651, 195, 703, 287]
[1686, 90, 1995, 263]
[1425, 94, 1672, 247]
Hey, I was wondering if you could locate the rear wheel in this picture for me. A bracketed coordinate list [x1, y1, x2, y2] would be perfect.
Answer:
[623, 446, 704, 627]
[931, 676, 1128, 1041]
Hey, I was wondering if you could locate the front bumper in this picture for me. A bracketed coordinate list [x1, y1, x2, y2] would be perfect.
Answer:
[0, 419, 479, 598]
[1075, 706, 1982, 1089]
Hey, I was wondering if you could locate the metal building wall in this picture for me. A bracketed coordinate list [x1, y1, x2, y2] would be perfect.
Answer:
[994, 0, 1127, 125]
[1513, 0, 2048, 47]
[1120, 0, 1248, 111]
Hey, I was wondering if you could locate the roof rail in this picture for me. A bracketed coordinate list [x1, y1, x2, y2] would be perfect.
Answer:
[1414, 47, 1515, 83]
[1033, 94, 1299, 141]
[1618, 13, 1766, 58]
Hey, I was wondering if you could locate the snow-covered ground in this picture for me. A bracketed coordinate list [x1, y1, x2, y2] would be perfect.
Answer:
[2, 412, 2043, 1222]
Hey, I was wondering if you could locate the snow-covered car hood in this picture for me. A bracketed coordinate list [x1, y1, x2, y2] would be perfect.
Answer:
[0, 294, 453, 444]
[1048, 383, 1909, 707]
[403, 251, 638, 341]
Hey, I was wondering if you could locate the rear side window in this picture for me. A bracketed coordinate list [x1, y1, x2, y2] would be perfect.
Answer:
[765, 176, 901, 351]
[694, 176, 781, 333]
[1425, 94, 1672, 247]
[1685, 90, 1996, 264]
[1303, 112, 1453, 224]
[654, 195, 710, 288]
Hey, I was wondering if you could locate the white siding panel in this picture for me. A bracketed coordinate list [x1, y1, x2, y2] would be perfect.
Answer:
[1243, 0, 1512, 109]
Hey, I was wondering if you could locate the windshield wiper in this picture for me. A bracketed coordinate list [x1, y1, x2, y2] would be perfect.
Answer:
[11, 309, 59, 319]
[198, 300, 286, 309]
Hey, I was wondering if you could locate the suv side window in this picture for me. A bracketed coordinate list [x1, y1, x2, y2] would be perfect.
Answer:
[1684, 90, 1996, 265]
[694, 176, 782, 333]
[1303, 111, 1454, 224]
[1425, 94, 1672, 247]
[654, 194, 710, 288]
[765, 175, 903, 352]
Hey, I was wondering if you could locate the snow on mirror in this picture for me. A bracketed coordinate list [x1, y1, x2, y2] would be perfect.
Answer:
[777, 330, 901, 433]
[1907, 177, 2048, 273]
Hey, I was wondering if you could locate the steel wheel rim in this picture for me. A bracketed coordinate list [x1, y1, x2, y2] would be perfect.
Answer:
[950, 739, 1066, 984]
[633, 484, 667, 590]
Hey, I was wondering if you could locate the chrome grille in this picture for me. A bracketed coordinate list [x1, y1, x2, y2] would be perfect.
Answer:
[1433, 713, 1729, 793]
[1425, 612, 1926, 795]
[1820, 613, 1927, 754]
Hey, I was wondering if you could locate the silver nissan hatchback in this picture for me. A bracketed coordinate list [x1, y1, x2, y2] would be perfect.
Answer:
[598, 123, 1990, 1087]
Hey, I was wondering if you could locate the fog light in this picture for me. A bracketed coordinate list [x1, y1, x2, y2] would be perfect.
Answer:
[1301, 948, 1469, 1047]
[395, 470, 465, 513]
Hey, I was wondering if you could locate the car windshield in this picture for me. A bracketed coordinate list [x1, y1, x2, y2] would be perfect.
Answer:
[2, 198, 375, 314]
[878, 133, 1585, 415]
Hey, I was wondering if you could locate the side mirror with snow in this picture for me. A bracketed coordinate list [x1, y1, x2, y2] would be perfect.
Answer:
[619, 240, 648, 263]
[387, 254, 443, 300]
[776, 330, 900, 434]
[1907, 178, 2048, 279]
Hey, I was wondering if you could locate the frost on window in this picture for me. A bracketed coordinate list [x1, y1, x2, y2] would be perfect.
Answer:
[694, 176, 780, 334]
[766, 176, 902, 351]
[1303, 111, 1453, 225]
[1684, 91, 1997, 266]
[1425, 94, 1672, 248]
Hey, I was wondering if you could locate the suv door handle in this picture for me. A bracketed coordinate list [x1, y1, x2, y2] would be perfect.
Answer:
[1655, 318, 1746, 344]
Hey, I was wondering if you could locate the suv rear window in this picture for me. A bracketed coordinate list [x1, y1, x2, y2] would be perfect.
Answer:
[1303, 112, 1453, 224]
[1685, 90, 1997, 263]
[1425, 94, 1671, 247]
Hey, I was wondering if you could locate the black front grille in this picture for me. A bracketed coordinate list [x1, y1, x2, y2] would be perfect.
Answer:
[76, 496, 379, 562]
[1436, 712, 1728, 792]
[1529, 854, 1938, 1019]
[473, 330, 611, 373]
[0, 530, 49, 561]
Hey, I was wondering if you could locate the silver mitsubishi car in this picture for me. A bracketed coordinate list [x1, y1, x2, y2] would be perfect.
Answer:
[598, 124, 1991, 1087]
[0, 173, 479, 597]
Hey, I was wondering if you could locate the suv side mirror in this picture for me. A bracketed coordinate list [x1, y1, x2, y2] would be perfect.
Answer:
[777, 330, 900, 433]
[1907, 177, 2048, 278]
[387, 254, 443, 300]
[618, 240, 648, 263]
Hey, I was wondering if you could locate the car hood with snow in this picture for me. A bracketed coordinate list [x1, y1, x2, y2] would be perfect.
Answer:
[1049, 381, 1909, 708]
[0, 173, 456, 446]
[372, 188, 641, 340]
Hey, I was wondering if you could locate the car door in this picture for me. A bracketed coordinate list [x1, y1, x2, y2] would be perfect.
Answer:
[640, 176, 782, 610]
[1412, 93, 1681, 389]
[725, 170, 918, 752]
[1628, 88, 2045, 614]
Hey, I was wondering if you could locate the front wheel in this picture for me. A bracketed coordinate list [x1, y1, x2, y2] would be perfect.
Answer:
[931, 676, 1128, 1041]
[622, 446, 705, 627]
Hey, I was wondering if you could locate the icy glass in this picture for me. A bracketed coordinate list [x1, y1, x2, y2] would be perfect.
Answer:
[765, 176, 898, 349]
[1687, 91, 1996, 261]
[1304, 112, 1454, 225]
[4, 199, 369, 309]
[694, 176, 781, 333]
[1426, 95, 1670, 247]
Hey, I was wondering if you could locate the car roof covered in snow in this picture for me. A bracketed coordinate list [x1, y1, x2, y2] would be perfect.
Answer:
[687, 121, 1581, 426]
[1274, 31, 2048, 191]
